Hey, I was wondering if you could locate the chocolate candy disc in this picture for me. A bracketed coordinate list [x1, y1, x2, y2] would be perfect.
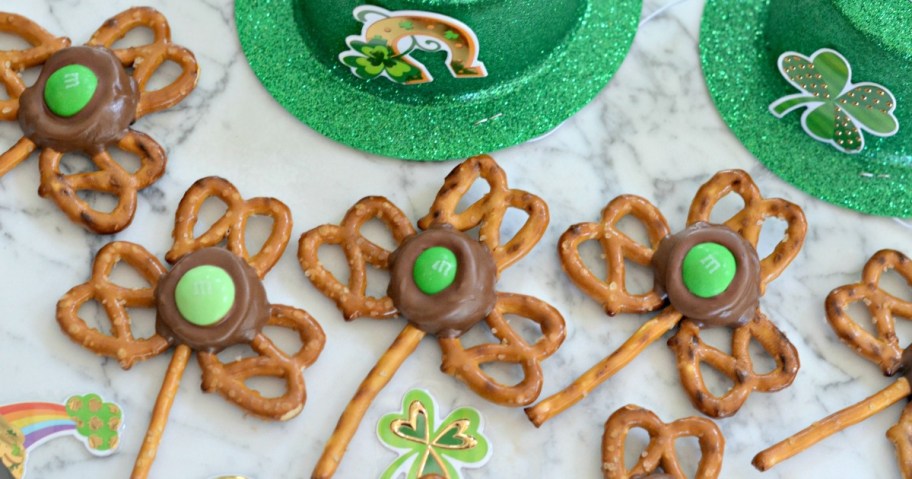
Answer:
[155, 247, 269, 352]
[388, 226, 497, 338]
[652, 222, 760, 328]
[18, 45, 139, 153]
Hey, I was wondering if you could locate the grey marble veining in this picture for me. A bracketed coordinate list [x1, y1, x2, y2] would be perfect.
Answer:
[1, 0, 910, 478]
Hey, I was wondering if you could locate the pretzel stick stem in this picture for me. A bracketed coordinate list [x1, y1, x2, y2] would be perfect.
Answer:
[525, 308, 682, 427]
[131, 344, 191, 479]
[0, 138, 36, 177]
[753, 377, 911, 471]
[312, 324, 426, 479]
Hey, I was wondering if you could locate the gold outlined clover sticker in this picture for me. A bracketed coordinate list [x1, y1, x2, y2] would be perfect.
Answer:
[377, 389, 491, 479]
[769, 48, 898, 154]
[55, 177, 325, 479]
[527, 170, 807, 426]
[299, 155, 566, 478]
[754, 250, 912, 476]
[0, 7, 199, 233]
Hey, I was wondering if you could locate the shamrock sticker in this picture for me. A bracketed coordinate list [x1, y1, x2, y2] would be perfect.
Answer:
[769, 48, 898, 154]
[377, 390, 491, 479]
[340, 38, 422, 84]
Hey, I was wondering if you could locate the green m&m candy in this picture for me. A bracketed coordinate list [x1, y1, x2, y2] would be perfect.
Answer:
[413, 246, 458, 295]
[682, 242, 737, 298]
[174, 265, 235, 326]
[44, 64, 98, 117]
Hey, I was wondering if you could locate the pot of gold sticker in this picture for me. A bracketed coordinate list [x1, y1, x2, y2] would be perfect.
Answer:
[754, 250, 912, 476]
[56, 177, 325, 478]
[298, 155, 566, 478]
[0, 7, 199, 233]
[526, 170, 807, 425]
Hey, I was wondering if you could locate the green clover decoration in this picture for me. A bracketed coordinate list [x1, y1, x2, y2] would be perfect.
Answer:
[377, 390, 490, 479]
[769, 48, 899, 154]
[340, 38, 421, 84]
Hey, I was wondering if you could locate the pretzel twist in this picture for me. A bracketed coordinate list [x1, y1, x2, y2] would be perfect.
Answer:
[0, 12, 70, 121]
[417, 154, 549, 273]
[687, 170, 807, 293]
[602, 405, 724, 479]
[56, 241, 170, 369]
[668, 311, 799, 418]
[559, 195, 671, 316]
[298, 196, 417, 320]
[167, 176, 293, 278]
[439, 292, 566, 406]
[86, 6, 199, 118]
[198, 304, 326, 421]
[826, 249, 912, 375]
[37, 130, 166, 234]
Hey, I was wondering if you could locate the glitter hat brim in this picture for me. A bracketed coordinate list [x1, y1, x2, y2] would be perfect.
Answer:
[235, 0, 641, 161]
[701, 0, 912, 217]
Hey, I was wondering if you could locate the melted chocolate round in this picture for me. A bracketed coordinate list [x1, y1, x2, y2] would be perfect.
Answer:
[18, 46, 138, 154]
[652, 222, 760, 328]
[388, 226, 497, 338]
[899, 345, 912, 386]
[155, 247, 269, 353]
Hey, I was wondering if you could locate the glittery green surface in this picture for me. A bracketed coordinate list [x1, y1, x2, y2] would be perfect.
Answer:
[701, 0, 912, 217]
[235, 0, 641, 161]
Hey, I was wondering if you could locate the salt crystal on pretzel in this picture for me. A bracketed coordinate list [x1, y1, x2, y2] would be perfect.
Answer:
[56, 177, 324, 479]
[526, 170, 806, 426]
[298, 154, 566, 478]
[0, 7, 199, 233]
[754, 249, 912, 476]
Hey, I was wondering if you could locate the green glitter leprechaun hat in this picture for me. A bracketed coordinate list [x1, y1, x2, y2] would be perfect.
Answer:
[235, 0, 642, 161]
[701, 0, 912, 217]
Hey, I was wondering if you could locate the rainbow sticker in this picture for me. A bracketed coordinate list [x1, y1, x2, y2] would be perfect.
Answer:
[0, 393, 123, 479]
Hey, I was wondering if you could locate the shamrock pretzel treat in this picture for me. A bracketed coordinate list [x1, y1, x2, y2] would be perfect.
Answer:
[56, 177, 325, 479]
[603, 405, 724, 479]
[0, 7, 198, 233]
[526, 170, 807, 425]
[298, 155, 566, 478]
[754, 250, 912, 476]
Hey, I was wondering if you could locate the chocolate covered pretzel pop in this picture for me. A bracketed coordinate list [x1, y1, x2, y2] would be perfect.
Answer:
[754, 249, 912, 476]
[603, 405, 724, 479]
[56, 177, 325, 479]
[0, 7, 199, 233]
[526, 170, 806, 425]
[298, 155, 566, 478]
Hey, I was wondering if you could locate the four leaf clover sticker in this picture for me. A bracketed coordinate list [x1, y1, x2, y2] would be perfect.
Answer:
[341, 37, 422, 84]
[378, 390, 491, 479]
[769, 48, 899, 154]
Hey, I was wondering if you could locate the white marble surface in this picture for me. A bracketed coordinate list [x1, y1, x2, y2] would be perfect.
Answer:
[1, 0, 911, 478]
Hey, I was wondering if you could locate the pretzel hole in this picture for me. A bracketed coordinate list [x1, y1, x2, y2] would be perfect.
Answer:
[192, 196, 230, 239]
[478, 361, 525, 387]
[110, 26, 155, 51]
[497, 207, 527, 249]
[577, 238, 607, 282]
[59, 152, 97, 175]
[125, 307, 157, 340]
[697, 328, 733, 355]
[844, 301, 880, 339]
[503, 313, 546, 346]
[365, 263, 391, 300]
[0, 84, 8, 101]
[316, 244, 350, 288]
[673, 436, 702, 478]
[625, 260, 654, 296]
[109, 260, 155, 289]
[75, 189, 120, 214]
[243, 214, 276, 259]
[360, 218, 400, 253]
[0, 31, 32, 52]
[621, 427, 652, 472]
[616, 215, 653, 248]
[880, 269, 912, 303]
[892, 312, 912, 352]
[216, 344, 260, 363]
[107, 145, 143, 175]
[699, 360, 735, 399]
[76, 299, 110, 333]
[453, 179, 490, 216]
[244, 375, 288, 399]
[454, 321, 497, 349]
[18, 65, 43, 89]
[145, 60, 183, 92]
[261, 325, 305, 358]
[748, 338, 778, 375]
[708, 192, 745, 226]
[756, 217, 788, 262]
